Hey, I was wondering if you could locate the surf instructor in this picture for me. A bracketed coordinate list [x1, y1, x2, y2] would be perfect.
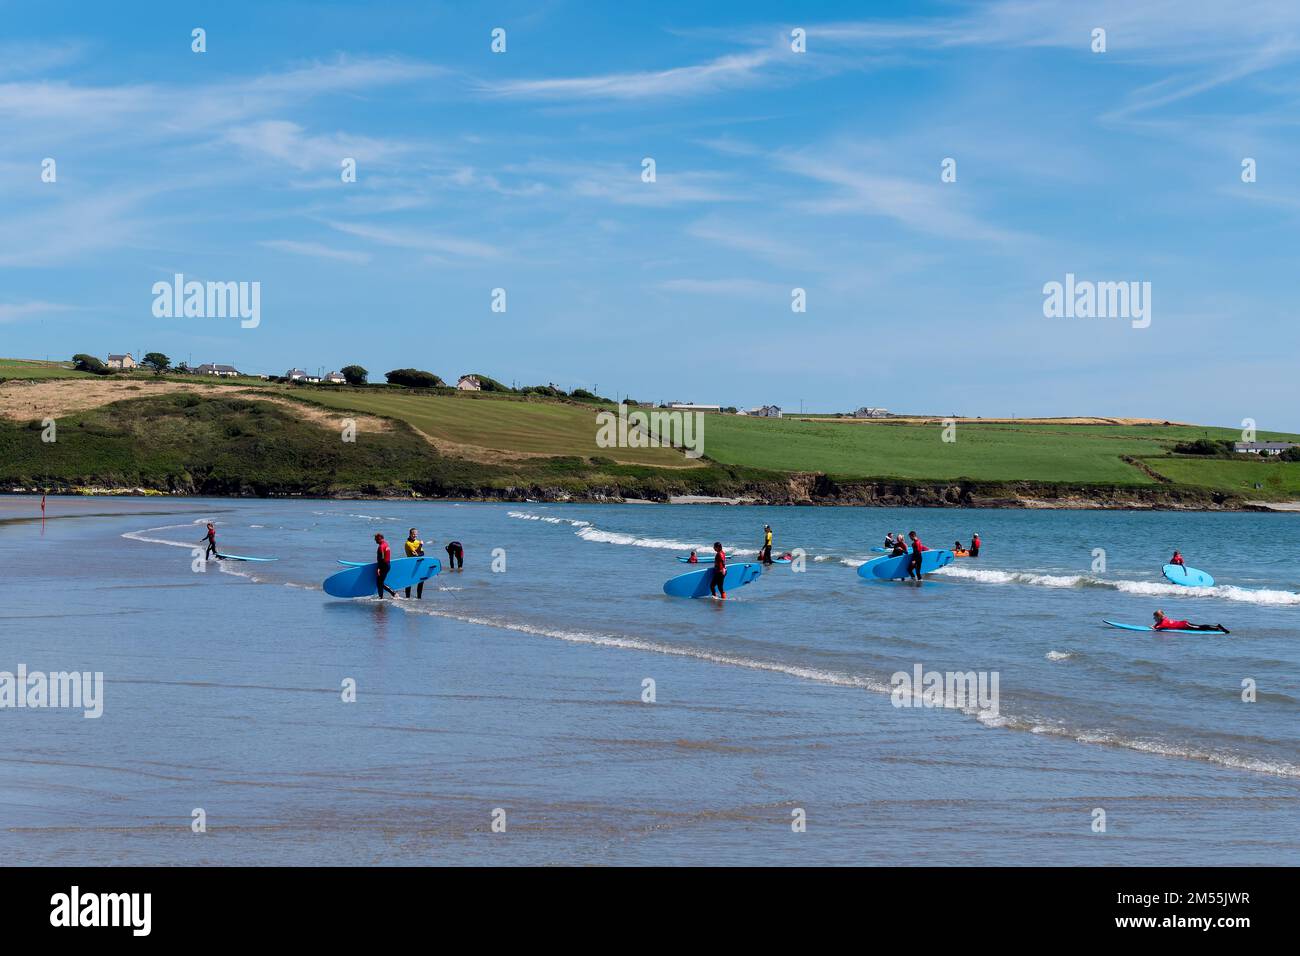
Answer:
[404, 528, 427, 599]
[907, 530, 927, 581]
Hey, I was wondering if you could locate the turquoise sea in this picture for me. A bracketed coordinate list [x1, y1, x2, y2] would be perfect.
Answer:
[1, 496, 1296, 865]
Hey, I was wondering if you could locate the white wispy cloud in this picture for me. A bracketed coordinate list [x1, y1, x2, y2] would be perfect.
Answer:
[258, 240, 372, 264]
[0, 301, 78, 323]
[658, 277, 786, 299]
[483, 49, 779, 100]
[327, 220, 500, 259]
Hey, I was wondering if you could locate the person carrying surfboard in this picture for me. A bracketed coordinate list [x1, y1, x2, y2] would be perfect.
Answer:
[1153, 610, 1227, 633]
[890, 533, 907, 556]
[404, 528, 427, 599]
[907, 531, 927, 580]
[445, 540, 464, 570]
[710, 542, 727, 600]
[199, 522, 221, 561]
[374, 533, 398, 599]
[761, 525, 773, 564]
[1169, 550, 1185, 567]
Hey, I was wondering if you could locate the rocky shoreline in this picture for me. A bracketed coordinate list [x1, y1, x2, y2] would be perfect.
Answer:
[4, 476, 1288, 512]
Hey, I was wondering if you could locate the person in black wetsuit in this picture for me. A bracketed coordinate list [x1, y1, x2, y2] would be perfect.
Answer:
[199, 522, 220, 561]
[709, 541, 727, 599]
[907, 530, 926, 580]
[445, 540, 464, 570]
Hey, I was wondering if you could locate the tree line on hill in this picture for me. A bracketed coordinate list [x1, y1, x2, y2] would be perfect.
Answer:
[67, 354, 617, 402]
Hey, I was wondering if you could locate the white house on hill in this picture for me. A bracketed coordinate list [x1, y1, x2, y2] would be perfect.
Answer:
[323, 371, 346, 384]
[748, 405, 782, 418]
[195, 363, 240, 377]
[855, 406, 890, 418]
[457, 375, 482, 391]
[106, 353, 136, 370]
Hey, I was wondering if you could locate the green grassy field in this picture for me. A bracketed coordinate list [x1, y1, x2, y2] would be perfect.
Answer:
[1142, 457, 1300, 499]
[0, 359, 88, 379]
[289, 389, 686, 467]
[700, 416, 1300, 484]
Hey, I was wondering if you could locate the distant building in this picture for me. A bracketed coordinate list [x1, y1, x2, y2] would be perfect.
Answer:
[748, 405, 782, 418]
[457, 375, 482, 391]
[1234, 441, 1296, 456]
[854, 406, 890, 418]
[668, 403, 721, 412]
[106, 353, 136, 370]
[323, 371, 346, 384]
[194, 363, 240, 377]
[286, 368, 307, 382]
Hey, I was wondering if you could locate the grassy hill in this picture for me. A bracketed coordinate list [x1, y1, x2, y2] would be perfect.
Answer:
[2, 360, 1297, 506]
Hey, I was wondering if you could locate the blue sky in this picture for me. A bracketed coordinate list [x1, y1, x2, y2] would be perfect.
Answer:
[2, 0, 1298, 427]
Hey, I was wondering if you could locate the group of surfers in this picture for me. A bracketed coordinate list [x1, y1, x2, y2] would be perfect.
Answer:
[372, 530, 464, 599]
[199, 523, 465, 601]
[1155, 549, 1227, 631]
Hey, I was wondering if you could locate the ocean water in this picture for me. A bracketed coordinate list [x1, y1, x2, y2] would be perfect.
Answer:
[1, 496, 1297, 865]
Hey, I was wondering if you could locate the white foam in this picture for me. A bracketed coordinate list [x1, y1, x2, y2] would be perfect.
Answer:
[934, 564, 1300, 606]
[1045, 650, 1073, 661]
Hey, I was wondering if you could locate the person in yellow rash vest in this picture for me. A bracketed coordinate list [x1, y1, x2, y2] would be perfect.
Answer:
[404, 528, 430, 599]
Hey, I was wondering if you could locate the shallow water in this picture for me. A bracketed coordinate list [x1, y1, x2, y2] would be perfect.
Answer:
[1, 496, 1296, 864]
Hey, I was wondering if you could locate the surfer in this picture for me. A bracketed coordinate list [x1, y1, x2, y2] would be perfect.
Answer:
[374, 533, 398, 599]
[710, 542, 727, 600]
[890, 533, 907, 557]
[883, 532, 897, 550]
[445, 540, 464, 570]
[953, 540, 971, 557]
[199, 522, 220, 561]
[761, 525, 773, 564]
[907, 531, 926, 580]
[1169, 550, 1185, 567]
[686, 550, 699, 564]
[404, 528, 426, 599]
[1152, 610, 1227, 633]
[969, 533, 981, 557]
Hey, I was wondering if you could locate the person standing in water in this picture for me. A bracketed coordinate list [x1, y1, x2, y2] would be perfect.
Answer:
[969, 533, 981, 557]
[761, 525, 773, 565]
[907, 530, 926, 581]
[374, 533, 398, 599]
[444, 540, 464, 570]
[199, 522, 220, 561]
[890, 532, 907, 556]
[883, 532, 897, 551]
[404, 528, 428, 599]
[1169, 549, 1185, 566]
[710, 541, 727, 600]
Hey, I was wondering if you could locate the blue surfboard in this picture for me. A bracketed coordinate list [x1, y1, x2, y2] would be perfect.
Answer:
[323, 556, 441, 598]
[1163, 564, 1213, 587]
[663, 562, 762, 598]
[218, 553, 278, 562]
[858, 549, 954, 581]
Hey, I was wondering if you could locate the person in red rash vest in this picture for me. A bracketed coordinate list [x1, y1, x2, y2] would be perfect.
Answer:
[1152, 610, 1227, 633]
[1169, 550, 1185, 566]
[374, 533, 398, 599]
[710, 541, 727, 599]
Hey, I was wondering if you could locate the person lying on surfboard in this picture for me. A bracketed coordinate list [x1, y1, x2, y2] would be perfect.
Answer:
[1169, 550, 1185, 566]
[686, 550, 698, 563]
[1153, 610, 1227, 633]
[200, 522, 221, 561]
[710, 542, 727, 600]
